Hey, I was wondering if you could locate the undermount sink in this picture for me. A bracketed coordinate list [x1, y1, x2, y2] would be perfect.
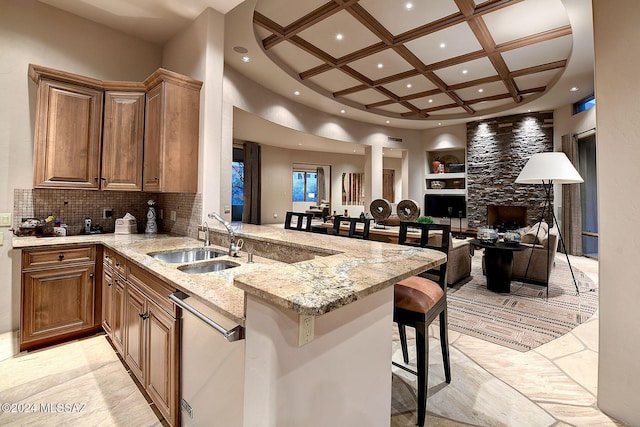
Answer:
[150, 248, 225, 263]
[178, 260, 240, 274]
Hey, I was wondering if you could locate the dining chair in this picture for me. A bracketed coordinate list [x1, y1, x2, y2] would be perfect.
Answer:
[284, 211, 313, 231]
[332, 216, 371, 239]
[393, 221, 451, 427]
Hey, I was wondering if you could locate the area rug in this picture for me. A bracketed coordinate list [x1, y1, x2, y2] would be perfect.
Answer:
[446, 253, 598, 352]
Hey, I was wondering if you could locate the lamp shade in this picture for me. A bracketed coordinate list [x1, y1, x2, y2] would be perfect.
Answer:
[515, 152, 584, 184]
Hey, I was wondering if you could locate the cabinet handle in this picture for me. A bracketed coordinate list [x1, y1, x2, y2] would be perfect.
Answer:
[58, 254, 65, 261]
[139, 312, 149, 320]
[115, 262, 120, 267]
[94, 177, 99, 181]
[154, 177, 159, 181]
[89, 273, 94, 278]
[101, 177, 107, 181]
[108, 282, 113, 287]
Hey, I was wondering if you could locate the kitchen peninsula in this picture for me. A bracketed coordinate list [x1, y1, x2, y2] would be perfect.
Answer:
[13, 223, 446, 426]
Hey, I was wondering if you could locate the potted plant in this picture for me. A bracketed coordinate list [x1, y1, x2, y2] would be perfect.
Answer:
[416, 215, 434, 224]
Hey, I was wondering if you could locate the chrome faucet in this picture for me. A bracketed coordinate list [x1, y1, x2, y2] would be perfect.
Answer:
[208, 212, 241, 257]
[202, 221, 210, 246]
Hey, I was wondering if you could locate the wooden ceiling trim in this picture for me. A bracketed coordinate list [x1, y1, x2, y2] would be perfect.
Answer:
[299, 64, 334, 80]
[254, 12, 285, 38]
[339, 65, 375, 87]
[365, 99, 394, 109]
[334, 84, 369, 97]
[496, 25, 572, 53]
[448, 75, 502, 91]
[345, 3, 395, 46]
[335, 42, 388, 67]
[400, 88, 443, 102]
[509, 60, 567, 78]
[288, 35, 338, 66]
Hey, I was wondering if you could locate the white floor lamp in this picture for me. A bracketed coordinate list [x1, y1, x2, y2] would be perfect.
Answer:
[515, 152, 583, 295]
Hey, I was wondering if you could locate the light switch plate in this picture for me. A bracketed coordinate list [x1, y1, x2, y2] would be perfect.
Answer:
[0, 231, 4, 246]
[0, 213, 11, 227]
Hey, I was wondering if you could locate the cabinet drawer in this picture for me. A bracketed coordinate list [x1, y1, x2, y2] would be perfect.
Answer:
[23, 245, 95, 270]
[127, 263, 178, 318]
[103, 247, 126, 278]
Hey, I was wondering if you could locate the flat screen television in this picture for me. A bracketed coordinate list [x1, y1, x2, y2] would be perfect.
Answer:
[424, 194, 466, 218]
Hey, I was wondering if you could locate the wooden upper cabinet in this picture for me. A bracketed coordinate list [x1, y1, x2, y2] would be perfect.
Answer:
[29, 64, 202, 193]
[32, 77, 103, 189]
[143, 69, 202, 193]
[102, 91, 145, 191]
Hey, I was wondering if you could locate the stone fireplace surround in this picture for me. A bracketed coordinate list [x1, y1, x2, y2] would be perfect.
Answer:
[466, 112, 554, 231]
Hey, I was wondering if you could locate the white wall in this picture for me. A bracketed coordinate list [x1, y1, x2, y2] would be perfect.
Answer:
[593, 1, 640, 425]
[0, 0, 162, 334]
[261, 145, 366, 223]
[162, 8, 226, 221]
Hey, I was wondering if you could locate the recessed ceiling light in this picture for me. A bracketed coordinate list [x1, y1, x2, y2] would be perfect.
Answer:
[428, 99, 433, 103]
[294, 90, 300, 96]
[527, 109, 531, 112]
[438, 122, 442, 126]
[233, 46, 248, 54]
[241, 56, 250, 63]
[570, 86, 579, 92]
[405, 2, 413, 10]
[297, 143, 302, 146]
[336, 33, 343, 41]
[439, 42, 446, 48]
[462, 70, 468, 74]
[353, 149, 356, 153]
[377, 63, 383, 69]
[340, 109, 346, 114]
[406, 83, 412, 88]
[385, 120, 391, 124]
[478, 88, 484, 93]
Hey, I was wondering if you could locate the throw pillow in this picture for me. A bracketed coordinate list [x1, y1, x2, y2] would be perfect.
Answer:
[521, 221, 548, 245]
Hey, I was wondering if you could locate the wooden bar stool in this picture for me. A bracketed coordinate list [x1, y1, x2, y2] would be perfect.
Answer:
[393, 221, 451, 427]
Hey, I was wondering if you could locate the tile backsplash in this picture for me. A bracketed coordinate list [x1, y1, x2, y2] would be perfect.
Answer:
[13, 189, 201, 238]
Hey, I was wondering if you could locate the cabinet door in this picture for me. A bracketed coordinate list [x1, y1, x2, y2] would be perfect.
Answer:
[143, 84, 162, 192]
[124, 283, 146, 383]
[111, 277, 126, 355]
[146, 300, 179, 426]
[102, 91, 145, 191]
[33, 79, 103, 189]
[21, 264, 96, 350]
[102, 266, 114, 335]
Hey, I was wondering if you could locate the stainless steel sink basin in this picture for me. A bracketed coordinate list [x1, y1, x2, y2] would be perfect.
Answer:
[178, 260, 240, 274]
[150, 248, 225, 263]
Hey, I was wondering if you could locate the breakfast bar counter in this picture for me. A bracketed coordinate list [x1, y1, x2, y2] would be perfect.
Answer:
[13, 224, 446, 426]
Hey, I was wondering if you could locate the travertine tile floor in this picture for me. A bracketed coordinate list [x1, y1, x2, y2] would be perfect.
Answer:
[0, 254, 625, 426]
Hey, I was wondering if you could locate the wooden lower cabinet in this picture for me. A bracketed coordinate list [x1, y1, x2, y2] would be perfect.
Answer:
[102, 248, 179, 427]
[102, 262, 126, 354]
[20, 245, 100, 351]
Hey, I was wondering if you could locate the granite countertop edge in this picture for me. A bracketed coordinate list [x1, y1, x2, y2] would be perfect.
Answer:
[12, 224, 446, 321]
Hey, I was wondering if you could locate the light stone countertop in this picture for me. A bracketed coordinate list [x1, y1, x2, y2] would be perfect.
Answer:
[12, 223, 446, 323]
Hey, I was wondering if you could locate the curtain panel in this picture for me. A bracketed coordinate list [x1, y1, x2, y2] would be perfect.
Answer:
[561, 134, 582, 256]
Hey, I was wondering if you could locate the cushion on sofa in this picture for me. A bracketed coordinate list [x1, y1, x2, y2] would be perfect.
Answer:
[520, 221, 548, 245]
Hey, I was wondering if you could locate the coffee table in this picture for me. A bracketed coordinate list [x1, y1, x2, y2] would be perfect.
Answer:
[470, 239, 526, 293]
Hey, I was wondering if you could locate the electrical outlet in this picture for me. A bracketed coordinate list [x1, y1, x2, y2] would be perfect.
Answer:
[298, 314, 315, 346]
[170, 211, 177, 221]
[0, 213, 11, 227]
[159, 209, 164, 220]
[198, 230, 206, 240]
[103, 208, 113, 219]
[224, 205, 231, 214]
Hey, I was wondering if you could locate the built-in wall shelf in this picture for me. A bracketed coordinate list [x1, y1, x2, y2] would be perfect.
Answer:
[425, 172, 465, 180]
[425, 189, 466, 195]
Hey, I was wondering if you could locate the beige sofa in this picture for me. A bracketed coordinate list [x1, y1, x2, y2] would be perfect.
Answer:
[481, 223, 559, 285]
[512, 224, 559, 284]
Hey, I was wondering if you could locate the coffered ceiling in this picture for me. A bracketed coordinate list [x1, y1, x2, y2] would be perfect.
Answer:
[38, 0, 594, 137]
[252, 0, 573, 121]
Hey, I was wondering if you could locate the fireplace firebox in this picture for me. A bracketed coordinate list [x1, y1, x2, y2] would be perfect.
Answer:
[487, 205, 527, 231]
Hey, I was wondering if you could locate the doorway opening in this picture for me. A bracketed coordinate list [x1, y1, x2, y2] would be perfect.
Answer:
[578, 133, 598, 258]
[232, 146, 244, 222]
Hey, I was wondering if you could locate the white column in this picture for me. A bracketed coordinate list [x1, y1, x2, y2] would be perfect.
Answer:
[365, 145, 383, 212]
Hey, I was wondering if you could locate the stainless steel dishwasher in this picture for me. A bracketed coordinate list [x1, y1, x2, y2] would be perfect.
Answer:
[169, 291, 245, 427]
